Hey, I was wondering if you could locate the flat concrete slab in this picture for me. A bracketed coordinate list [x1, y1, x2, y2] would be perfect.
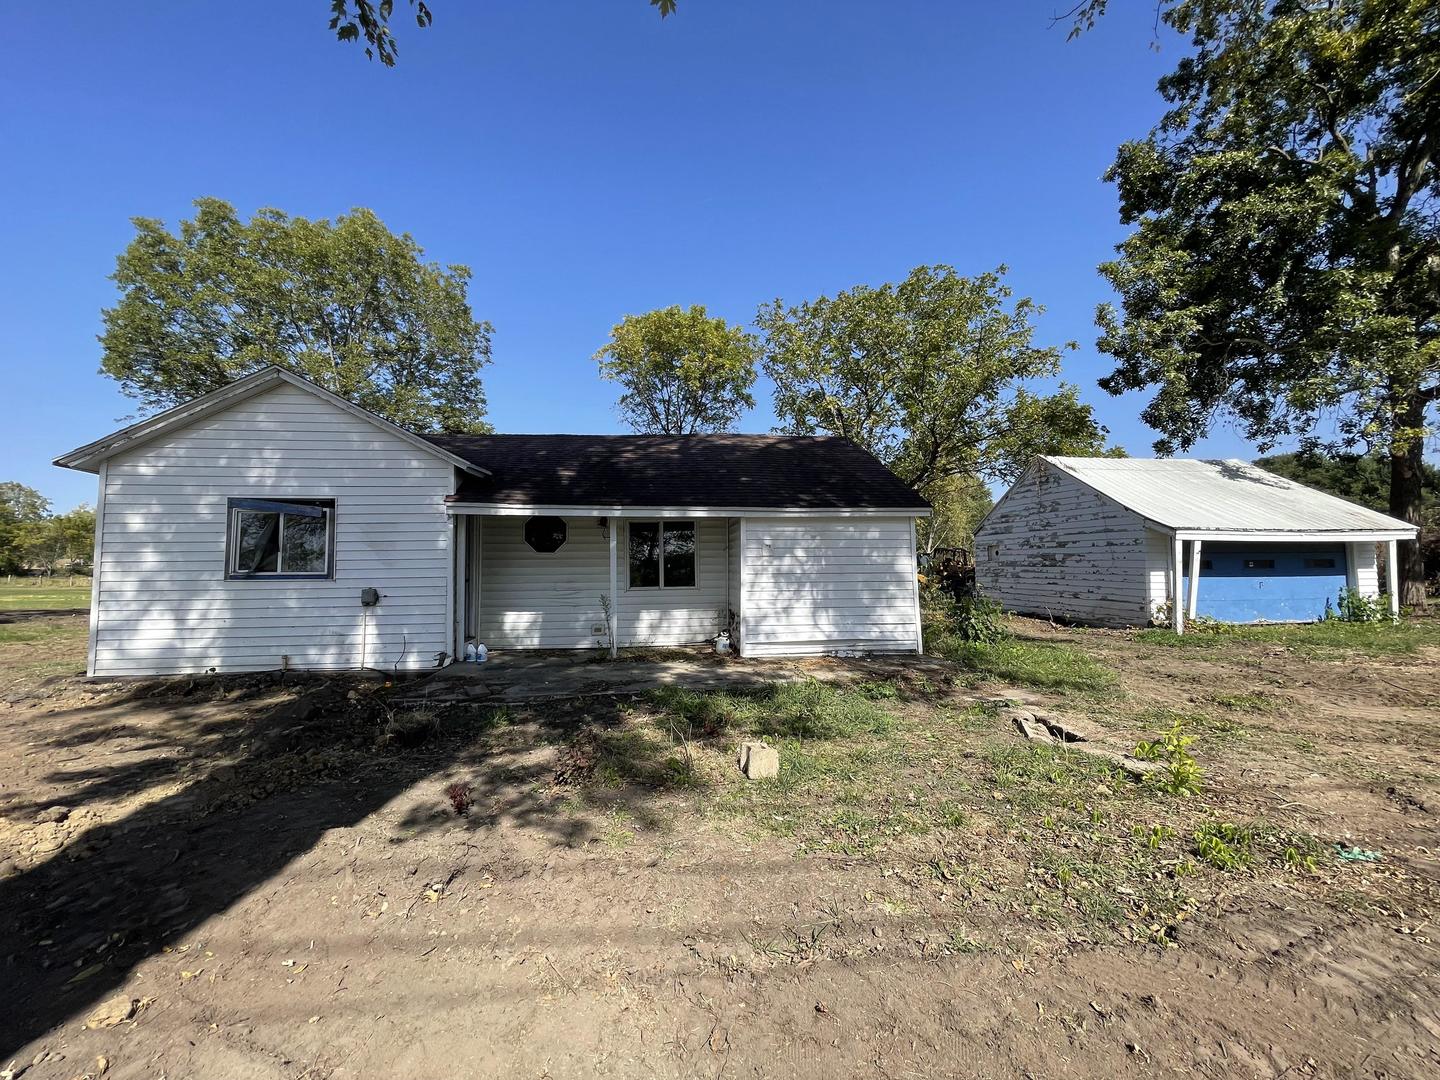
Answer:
[391, 650, 809, 705]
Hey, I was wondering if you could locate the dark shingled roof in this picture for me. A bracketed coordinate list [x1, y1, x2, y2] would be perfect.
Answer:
[421, 434, 929, 510]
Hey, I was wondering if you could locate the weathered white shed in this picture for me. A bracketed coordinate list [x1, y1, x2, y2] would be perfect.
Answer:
[975, 457, 1417, 632]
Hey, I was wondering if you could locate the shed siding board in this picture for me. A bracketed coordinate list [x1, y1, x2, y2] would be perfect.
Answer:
[92, 382, 453, 676]
[1350, 541, 1380, 597]
[477, 517, 728, 649]
[740, 516, 918, 656]
[975, 462, 1151, 627]
[1144, 529, 1172, 618]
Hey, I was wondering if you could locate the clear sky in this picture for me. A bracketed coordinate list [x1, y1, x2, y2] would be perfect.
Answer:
[1, 0, 1256, 511]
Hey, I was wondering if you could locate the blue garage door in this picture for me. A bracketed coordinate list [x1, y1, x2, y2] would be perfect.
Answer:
[1184, 543, 1348, 623]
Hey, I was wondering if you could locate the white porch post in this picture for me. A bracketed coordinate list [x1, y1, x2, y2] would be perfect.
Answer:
[1186, 538, 1203, 621]
[909, 516, 924, 655]
[736, 517, 747, 658]
[1386, 538, 1400, 618]
[469, 515, 483, 642]
[451, 514, 467, 661]
[1172, 535, 1186, 635]
[608, 516, 619, 658]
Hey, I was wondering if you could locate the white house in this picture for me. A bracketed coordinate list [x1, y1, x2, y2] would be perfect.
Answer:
[55, 368, 930, 677]
[975, 456, 1417, 632]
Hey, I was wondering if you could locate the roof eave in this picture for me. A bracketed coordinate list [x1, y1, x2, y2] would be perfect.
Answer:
[1167, 526, 1417, 542]
[444, 500, 931, 517]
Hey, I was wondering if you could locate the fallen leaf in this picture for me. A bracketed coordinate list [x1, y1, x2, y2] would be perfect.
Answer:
[67, 963, 106, 986]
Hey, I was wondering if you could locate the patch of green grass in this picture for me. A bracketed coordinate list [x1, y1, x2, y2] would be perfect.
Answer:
[1135, 706, 1250, 748]
[647, 679, 895, 741]
[1135, 618, 1440, 658]
[0, 619, 88, 646]
[985, 743, 1122, 812]
[1193, 821, 1254, 870]
[933, 637, 1118, 694]
[1211, 691, 1284, 713]
[0, 581, 92, 611]
[0, 616, 88, 695]
[589, 727, 701, 791]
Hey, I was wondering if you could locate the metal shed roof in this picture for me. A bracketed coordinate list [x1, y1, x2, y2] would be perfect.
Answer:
[1044, 457, 1416, 538]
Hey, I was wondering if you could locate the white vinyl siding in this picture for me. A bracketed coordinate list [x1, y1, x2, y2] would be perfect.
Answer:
[91, 382, 454, 676]
[1348, 540, 1380, 597]
[476, 517, 728, 649]
[740, 516, 919, 657]
[975, 461, 1152, 627]
[1143, 529, 1173, 619]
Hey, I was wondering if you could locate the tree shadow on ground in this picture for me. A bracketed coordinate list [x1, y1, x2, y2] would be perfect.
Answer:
[0, 673, 702, 1058]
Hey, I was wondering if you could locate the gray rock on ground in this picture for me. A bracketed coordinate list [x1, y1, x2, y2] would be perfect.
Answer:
[737, 741, 780, 780]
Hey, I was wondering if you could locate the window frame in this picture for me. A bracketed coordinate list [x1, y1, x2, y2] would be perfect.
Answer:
[225, 497, 336, 580]
[626, 519, 699, 591]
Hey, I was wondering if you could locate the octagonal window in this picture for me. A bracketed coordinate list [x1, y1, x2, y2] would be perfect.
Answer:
[524, 515, 567, 553]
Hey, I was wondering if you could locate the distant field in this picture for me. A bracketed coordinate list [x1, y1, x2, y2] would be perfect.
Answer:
[0, 578, 93, 610]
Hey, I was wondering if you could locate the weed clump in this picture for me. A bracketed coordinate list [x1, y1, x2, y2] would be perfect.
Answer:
[1134, 721, 1203, 796]
[444, 781, 473, 816]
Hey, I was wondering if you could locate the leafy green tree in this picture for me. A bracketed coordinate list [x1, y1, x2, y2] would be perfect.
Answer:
[1093, 0, 1439, 604]
[51, 507, 98, 571]
[101, 198, 493, 433]
[596, 305, 759, 434]
[0, 483, 51, 575]
[328, 1, 676, 64]
[757, 265, 1117, 494]
[917, 473, 994, 556]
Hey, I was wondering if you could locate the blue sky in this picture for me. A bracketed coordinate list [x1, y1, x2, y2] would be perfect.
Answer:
[1, 0, 1248, 511]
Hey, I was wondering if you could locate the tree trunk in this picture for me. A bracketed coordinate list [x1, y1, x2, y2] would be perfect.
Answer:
[1389, 428, 1427, 609]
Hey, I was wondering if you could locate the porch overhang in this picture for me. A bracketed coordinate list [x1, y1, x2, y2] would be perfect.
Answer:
[1153, 525, 1416, 543]
[445, 503, 931, 518]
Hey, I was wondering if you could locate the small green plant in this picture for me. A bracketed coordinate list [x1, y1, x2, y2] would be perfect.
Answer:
[596, 593, 615, 652]
[1134, 823, 1175, 850]
[1134, 721, 1203, 796]
[950, 591, 1007, 644]
[1328, 586, 1391, 623]
[1281, 845, 1319, 874]
[1193, 821, 1253, 870]
[855, 679, 902, 700]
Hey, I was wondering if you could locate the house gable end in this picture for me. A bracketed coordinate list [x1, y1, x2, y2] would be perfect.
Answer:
[55, 367, 487, 479]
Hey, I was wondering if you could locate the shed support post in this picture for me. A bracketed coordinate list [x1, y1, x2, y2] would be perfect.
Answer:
[608, 516, 619, 658]
[457, 515, 470, 653]
[1172, 535, 1185, 635]
[1386, 538, 1400, 619]
[909, 517, 924, 655]
[448, 514, 464, 664]
[1186, 539, 1202, 622]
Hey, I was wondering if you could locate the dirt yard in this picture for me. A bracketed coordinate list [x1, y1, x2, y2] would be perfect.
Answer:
[1, 613, 1438, 1079]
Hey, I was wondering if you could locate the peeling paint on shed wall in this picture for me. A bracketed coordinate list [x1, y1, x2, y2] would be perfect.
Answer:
[975, 460, 1153, 627]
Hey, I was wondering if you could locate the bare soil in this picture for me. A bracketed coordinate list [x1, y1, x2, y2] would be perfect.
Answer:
[1, 617, 1438, 1079]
